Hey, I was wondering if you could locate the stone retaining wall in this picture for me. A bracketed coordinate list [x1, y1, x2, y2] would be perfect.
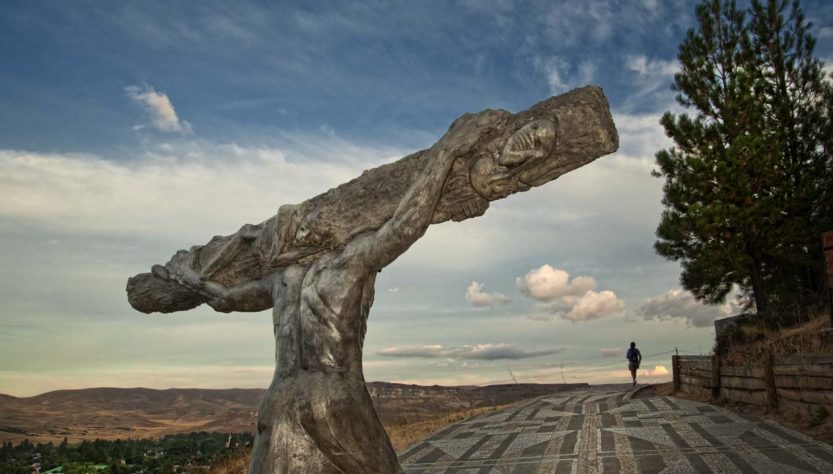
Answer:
[673, 353, 833, 416]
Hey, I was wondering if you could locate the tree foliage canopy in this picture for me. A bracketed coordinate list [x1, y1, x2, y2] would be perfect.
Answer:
[654, 0, 833, 320]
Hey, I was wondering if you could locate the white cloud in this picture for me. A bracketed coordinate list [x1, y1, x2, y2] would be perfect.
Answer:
[563, 290, 624, 321]
[517, 264, 595, 301]
[126, 85, 192, 133]
[640, 364, 670, 378]
[378, 343, 561, 360]
[612, 112, 674, 158]
[599, 348, 621, 357]
[518, 264, 623, 322]
[465, 281, 510, 307]
[387, 288, 399, 293]
[636, 289, 739, 328]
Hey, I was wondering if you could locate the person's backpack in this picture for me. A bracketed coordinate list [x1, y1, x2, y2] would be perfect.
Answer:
[627, 348, 640, 363]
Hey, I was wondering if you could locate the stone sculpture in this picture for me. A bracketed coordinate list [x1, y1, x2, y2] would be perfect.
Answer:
[126, 85, 618, 473]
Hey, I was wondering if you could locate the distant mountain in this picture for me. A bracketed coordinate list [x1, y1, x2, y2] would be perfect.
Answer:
[0, 382, 586, 444]
[0, 387, 264, 444]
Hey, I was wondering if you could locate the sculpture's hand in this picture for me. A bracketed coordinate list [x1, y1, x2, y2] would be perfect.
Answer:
[438, 112, 493, 154]
[460, 198, 488, 218]
[162, 251, 230, 300]
[164, 251, 201, 289]
[158, 248, 273, 313]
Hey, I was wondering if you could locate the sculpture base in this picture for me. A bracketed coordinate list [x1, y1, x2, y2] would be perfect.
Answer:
[249, 370, 403, 474]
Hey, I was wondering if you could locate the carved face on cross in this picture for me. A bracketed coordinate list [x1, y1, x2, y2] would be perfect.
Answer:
[470, 119, 556, 200]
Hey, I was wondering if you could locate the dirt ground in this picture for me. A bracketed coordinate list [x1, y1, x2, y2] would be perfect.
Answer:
[650, 381, 833, 448]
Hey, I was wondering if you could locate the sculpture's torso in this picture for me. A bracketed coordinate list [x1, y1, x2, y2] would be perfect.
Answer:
[251, 243, 397, 474]
[298, 250, 376, 375]
[271, 246, 377, 376]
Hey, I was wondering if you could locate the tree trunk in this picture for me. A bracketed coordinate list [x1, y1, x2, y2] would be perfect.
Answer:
[747, 240, 769, 316]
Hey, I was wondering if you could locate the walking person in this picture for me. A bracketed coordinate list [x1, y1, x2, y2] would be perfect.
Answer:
[627, 341, 642, 386]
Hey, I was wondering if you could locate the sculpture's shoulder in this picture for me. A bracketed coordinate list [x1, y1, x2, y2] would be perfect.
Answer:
[303, 244, 374, 292]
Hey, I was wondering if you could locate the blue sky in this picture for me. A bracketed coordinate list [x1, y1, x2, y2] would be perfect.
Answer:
[0, 0, 699, 153]
[1, 0, 831, 396]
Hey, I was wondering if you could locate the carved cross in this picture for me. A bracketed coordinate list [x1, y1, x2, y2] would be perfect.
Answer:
[126, 86, 618, 473]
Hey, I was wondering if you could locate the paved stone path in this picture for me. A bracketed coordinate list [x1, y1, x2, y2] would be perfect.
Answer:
[398, 384, 833, 473]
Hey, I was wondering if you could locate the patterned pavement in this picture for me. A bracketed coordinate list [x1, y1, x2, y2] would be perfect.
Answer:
[398, 384, 833, 473]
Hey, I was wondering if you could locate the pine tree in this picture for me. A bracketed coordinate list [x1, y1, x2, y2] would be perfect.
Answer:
[58, 437, 69, 453]
[1, 442, 11, 462]
[653, 0, 832, 320]
[654, 0, 760, 308]
[746, 0, 833, 308]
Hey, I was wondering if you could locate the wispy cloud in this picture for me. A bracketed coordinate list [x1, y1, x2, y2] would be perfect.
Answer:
[538, 0, 615, 47]
[0, 138, 398, 240]
[378, 343, 562, 360]
[126, 85, 192, 133]
[636, 289, 739, 327]
[621, 54, 680, 112]
[533, 56, 570, 94]
[529, 56, 597, 95]
[599, 348, 621, 357]
[625, 55, 680, 77]
[465, 281, 510, 307]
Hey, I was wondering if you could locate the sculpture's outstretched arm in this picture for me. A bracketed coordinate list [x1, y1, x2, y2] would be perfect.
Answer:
[162, 251, 275, 313]
[203, 279, 273, 313]
[340, 113, 497, 271]
[128, 87, 620, 314]
[343, 144, 457, 271]
[198, 223, 261, 279]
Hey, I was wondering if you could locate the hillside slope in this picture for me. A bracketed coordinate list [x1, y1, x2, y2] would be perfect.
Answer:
[0, 382, 585, 443]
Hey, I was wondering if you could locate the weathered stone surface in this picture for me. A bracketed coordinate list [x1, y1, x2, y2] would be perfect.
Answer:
[127, 86, 617, 314]
[125, 85, 618, 473]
